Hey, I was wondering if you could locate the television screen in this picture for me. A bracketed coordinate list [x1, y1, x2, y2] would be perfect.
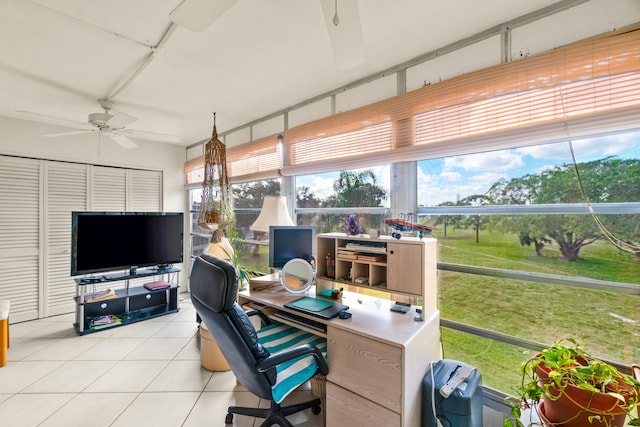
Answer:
[71, 212, 184, 276]
[269, 225, 316, 270]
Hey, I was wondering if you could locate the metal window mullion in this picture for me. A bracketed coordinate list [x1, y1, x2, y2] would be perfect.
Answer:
[438, 262, 640, 294]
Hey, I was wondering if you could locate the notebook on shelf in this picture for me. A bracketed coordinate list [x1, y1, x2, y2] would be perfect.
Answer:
[144, 280, 171, 290]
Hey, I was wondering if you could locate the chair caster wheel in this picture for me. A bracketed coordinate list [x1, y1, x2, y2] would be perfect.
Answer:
[312, 405, 321, 415]
[225, 413, 233, 424]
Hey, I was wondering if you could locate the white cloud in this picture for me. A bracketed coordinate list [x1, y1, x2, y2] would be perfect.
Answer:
[440, 171, 461, 181]
[444, 151, 524, 172]
[517, 134, 638, 160]
[308, 175, 335, 199]
[517, 143, 572, 160]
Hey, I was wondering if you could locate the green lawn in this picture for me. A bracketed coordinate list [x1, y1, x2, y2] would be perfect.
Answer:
[437, 228, 640, 394]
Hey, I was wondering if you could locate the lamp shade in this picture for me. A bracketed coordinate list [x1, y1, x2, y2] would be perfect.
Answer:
[250, 196, 295, 233]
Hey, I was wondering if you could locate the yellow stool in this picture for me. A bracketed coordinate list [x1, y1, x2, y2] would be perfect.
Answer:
[199, 322, 231, 371]
[0, 300, 9, 368]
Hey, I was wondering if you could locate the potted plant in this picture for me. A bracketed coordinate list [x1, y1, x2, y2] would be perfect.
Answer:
[222, 239, 257, 291]
[505, 338, 640, 427]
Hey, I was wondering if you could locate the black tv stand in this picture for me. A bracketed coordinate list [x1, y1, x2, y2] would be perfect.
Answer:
[73, 266, 180, 335]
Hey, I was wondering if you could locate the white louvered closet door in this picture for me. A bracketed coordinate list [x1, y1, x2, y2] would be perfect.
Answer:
[128, 169, 162, 211]
[0, 156, 41, 323]
[92, 166, 127, 211]
[44, 162, 88, 317]
[0, 157, 163, 321]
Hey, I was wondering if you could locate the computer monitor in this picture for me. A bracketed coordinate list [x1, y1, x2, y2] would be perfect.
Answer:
[268, 226, 316, 270]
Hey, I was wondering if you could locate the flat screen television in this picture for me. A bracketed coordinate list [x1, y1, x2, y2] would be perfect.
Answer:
[71, 211, 184, 276]
[269, 225, 316, 270]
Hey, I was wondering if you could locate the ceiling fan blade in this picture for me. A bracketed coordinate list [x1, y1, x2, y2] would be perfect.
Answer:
[43, 129, 96, 137]
[15, 110, 89, 129]
[170, 0, 237, 32]
[320, 0, 366, 69]
[107, 112, 137, 128]
[124, 129, 180, 143]
[109, 132, 138, 149]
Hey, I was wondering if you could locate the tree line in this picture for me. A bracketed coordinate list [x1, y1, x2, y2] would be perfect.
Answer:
[232, 157, 640, 261]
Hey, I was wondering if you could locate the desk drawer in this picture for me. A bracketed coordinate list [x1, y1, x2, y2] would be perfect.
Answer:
[326, 382, 400, 426]
[129, 289, 168, 311]
[327, 327, 402, 413]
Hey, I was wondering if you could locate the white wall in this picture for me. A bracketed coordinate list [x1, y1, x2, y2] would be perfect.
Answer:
[0, 116, 186, 212]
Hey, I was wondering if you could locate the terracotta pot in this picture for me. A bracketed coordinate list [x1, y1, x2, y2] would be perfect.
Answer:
[535, 362, 630, 427]
[537, 401, 552, 427]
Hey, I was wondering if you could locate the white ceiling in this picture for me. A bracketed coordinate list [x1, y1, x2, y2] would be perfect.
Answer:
[0, 0, 566, 147]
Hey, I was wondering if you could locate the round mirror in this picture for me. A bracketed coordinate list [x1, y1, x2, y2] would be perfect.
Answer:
[280, 258, 314, 293]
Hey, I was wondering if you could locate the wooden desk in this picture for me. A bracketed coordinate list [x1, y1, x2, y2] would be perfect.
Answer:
[238, 286, 440, 427]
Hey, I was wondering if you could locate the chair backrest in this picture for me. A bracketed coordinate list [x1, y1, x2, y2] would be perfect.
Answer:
[190, 254, 275, 399]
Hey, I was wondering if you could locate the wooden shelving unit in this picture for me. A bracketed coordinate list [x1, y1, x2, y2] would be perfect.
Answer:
[316, 232, 438, 313]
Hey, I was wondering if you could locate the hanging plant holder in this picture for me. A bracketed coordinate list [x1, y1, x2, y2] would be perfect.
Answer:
[198, 113, 234, 236]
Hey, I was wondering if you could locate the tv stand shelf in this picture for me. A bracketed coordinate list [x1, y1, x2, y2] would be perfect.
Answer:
[74, 266, 180, 335]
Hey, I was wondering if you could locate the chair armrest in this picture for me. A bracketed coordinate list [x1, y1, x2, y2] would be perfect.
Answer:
[245, 309, 271, 327]
[256, 344, 329, 376]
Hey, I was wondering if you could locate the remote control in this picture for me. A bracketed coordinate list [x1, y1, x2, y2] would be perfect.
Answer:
[390, 302, 411, 313]
[439, 366, 474, 398]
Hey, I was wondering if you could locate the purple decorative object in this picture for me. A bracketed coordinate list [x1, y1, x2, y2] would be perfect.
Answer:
[344, 214, 364, 236]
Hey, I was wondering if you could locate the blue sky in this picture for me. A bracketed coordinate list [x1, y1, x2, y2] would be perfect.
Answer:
[296, 130, 640, 207]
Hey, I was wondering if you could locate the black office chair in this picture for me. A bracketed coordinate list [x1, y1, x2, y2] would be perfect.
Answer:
[190, 254, 329, 427]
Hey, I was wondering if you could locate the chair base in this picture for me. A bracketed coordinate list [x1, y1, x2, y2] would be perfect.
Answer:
[226, 397, 322, 427]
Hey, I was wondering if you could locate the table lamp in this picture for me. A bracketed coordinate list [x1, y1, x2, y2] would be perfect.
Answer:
[250, 196, 295, 233]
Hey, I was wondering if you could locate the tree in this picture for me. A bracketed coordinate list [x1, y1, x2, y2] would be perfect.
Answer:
[456, 194, 492, 243]
[232, 180, 281, 234]
[296, 186, 321, 226]
[486, 157, 640, 261]
[324, 170, 387, 208]
[322, 170, 388, 233]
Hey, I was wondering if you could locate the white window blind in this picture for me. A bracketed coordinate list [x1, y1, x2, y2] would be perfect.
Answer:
[281, 24, 640, 174]
[184, 134, 282, 186]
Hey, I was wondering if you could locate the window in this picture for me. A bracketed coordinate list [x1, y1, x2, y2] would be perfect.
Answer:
[418, 131, 640, 393]
[184, 24, 640, 399]
[295, 167, 390, 233]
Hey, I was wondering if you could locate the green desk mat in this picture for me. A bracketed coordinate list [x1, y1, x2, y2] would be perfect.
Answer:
[288, 297, 333, 312]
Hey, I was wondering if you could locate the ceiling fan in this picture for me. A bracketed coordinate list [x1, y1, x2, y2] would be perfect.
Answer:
[17, 99, 180, 148]
[170, 0, 365, 69]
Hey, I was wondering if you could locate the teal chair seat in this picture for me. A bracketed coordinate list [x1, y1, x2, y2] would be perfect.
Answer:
[257, 322, 327, 404]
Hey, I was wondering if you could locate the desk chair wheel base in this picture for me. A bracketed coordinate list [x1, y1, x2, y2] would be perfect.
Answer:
[224, 398, 322, 426]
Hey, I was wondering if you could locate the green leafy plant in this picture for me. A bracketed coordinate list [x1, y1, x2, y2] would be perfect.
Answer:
[220, 239, 257, 291]
[505, 338, 640, 427]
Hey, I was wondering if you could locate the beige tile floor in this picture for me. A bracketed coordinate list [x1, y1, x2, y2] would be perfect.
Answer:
[0, 293, 324, 427]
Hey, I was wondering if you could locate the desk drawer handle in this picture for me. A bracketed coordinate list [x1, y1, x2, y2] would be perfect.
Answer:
[146, 294, 152, 300]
